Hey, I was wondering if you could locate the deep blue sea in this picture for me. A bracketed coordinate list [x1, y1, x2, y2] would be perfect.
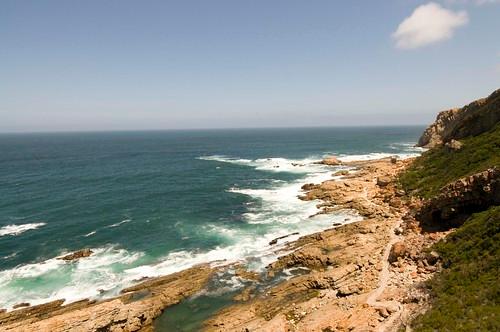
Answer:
[0, 127, 423, 311]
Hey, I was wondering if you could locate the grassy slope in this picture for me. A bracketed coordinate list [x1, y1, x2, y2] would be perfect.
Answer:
[400, 120, 500, 330]
[412, 206, 500, 332]
[399, 123, 500, 198]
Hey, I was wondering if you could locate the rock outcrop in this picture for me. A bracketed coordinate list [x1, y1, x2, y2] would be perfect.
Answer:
[316, 156, 342, 166]
[57, 249, 93, 261]
[417, 89, 500, 148]
[0, 265, 215, 332]
[417, 168, 500, 228]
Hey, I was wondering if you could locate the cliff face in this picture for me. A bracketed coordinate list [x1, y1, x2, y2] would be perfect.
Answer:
[416, 168, 500, 228]
[418, 89, 500, 148]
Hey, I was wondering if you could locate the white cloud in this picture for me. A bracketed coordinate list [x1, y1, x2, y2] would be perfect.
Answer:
[393, 2, 469, 50]
[445, 0, 500, 5]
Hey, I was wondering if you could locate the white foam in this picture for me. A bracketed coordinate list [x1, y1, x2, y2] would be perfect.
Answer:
[0, 246, 143, 309]
[84, 231, 96, 237]
[107, 219, 131, 228]
[0, 223, 46, 237]
[198, 155, 329, 174]
[2, 147, 421, 309]
[338, 152, 418, 162]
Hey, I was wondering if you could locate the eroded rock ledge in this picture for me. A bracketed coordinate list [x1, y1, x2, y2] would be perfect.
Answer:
[203, 158, 448, 332]
[0, 265, 215, 332]
[417, 167, 500, 228]
[417, 89, 500, 148]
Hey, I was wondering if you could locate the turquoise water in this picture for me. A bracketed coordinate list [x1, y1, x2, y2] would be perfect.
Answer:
[0, 127, 423, 310]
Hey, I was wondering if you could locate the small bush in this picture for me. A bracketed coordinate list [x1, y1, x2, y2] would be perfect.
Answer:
[399, 124, 500, 198]
[412, 206, 500, 332]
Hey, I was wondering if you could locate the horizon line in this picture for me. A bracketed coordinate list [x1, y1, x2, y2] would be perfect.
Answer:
[0, 123, 428, 135]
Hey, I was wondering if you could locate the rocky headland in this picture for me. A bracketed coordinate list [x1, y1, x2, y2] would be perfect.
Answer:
[1, 89, 498, 331]
[417, 89, 499, 148]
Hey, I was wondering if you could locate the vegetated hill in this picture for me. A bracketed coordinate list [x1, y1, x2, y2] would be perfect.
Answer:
[400, 123, 500, 199]
[411, 206, 500, 332]
[402, 90, 500, 331]
[417, 89, 500, 148]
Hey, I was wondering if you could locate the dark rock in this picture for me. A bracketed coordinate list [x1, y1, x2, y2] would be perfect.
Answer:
[425, 251, 440, 265]
[417, 168, 500, 228]
[58, 248, 93, 261]
[12, 303, 30, 309]
[301, 183, 319, 191]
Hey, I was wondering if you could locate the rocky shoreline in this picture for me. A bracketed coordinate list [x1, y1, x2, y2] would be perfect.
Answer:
[0, 157, 447, 332]
[203, 157, 451, 332]
[0, 265, 216, 331]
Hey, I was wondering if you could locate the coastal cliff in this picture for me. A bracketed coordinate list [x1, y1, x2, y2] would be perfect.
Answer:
[402, 89, 500, 331]
[417, 89, 500, 148]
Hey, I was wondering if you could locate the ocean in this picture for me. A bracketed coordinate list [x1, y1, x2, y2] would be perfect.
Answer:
[0, 126, 423, 317]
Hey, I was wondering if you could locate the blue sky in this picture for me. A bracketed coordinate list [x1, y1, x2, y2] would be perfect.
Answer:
[1, 0, 499, 132]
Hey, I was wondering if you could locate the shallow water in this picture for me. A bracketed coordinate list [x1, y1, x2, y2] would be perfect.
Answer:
[0, 126, 423, 310]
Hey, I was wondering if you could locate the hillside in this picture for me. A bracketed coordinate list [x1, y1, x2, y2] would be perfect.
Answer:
[401, 89, 500, 331]
[401, 123, 500, 199]
[417, 89, 500, 148]
[412, 206, 500, 332]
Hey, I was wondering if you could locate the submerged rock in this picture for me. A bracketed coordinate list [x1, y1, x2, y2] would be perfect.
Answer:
[58, 248, 93, 261]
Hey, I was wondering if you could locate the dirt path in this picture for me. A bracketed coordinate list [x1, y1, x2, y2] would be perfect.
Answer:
[366, 220, 403, 332]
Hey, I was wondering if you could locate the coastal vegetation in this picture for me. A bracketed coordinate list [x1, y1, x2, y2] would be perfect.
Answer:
[412, 206, 500, 331]
[399, 123, 500, 198]
[401, 91, 499, 331]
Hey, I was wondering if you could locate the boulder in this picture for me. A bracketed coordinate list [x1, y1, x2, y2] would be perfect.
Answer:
[13, 303, 30, 309]
[388, 242, 407, 263]
[58, 249, 93, 261]
[301, 183, 319, 191]
[425, 251, 440, 265]
[445, 139, 463, 151]
[376, 176, 392, 187]
[318, 156, 342, 166]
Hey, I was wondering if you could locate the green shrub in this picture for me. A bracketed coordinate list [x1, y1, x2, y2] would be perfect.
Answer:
[412, 206, 500, 332]
[399, 124, 500, 198]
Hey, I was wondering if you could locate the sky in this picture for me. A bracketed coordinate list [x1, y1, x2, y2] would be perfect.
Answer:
[1, 0, 499, 132]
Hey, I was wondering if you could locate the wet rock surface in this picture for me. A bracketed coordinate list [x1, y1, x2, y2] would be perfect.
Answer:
[57, 248, 93, 261]
[0, 265, 215, 332]
[203, 158, 448, 332]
